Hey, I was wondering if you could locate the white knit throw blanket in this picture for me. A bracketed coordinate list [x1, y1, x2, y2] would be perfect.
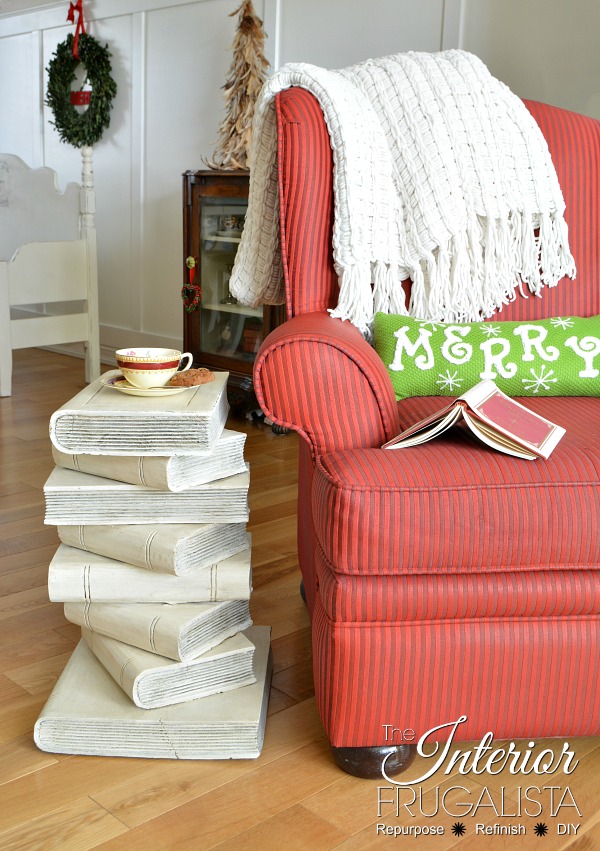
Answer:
[230, 50, 576, 335]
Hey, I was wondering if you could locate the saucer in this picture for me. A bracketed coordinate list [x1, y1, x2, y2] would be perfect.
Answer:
[100, 371, 188, 397]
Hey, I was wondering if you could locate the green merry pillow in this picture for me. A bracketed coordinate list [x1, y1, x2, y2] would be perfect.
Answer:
[373, 313, 600, 399]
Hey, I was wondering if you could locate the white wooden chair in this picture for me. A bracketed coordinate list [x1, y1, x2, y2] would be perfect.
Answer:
[0, 149, 100, 396]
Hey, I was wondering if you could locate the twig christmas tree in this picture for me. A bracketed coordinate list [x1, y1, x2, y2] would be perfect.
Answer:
[208, 1, 269, 170]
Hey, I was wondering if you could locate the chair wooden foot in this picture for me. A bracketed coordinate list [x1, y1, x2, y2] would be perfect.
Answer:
[330, 743, 417, 779]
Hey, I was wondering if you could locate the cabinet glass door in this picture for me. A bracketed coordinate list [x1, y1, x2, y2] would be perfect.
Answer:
[199, 196, 264, 362]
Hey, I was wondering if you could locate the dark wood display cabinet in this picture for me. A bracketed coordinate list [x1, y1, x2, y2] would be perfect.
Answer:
[182, 169, 284, 416]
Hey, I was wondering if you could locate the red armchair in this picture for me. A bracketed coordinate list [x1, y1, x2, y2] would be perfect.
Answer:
[254, 88, 600, 777]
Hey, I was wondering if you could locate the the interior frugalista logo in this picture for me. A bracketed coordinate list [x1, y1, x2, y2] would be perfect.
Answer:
[376, 716, 583, 839]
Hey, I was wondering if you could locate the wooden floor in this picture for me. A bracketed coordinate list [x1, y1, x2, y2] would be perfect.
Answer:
[0, 349, 599, 850]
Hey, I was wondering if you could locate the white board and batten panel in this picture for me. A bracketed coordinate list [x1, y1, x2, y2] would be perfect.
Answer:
[460, 0, 600, 122]
[0, 0, 455, 360]
[272, 0, 450, 67]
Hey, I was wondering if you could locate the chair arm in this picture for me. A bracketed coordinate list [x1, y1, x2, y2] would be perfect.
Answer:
[254, 312, 400, 456]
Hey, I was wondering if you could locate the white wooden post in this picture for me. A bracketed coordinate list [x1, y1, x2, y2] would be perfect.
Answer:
[0, 260, 12, 396]
[81, 145, 101, 383]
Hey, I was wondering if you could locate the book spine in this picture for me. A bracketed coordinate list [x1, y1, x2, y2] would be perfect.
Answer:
[58, 525, 250, 575]
[58, 525, 179, 574]
[82, 629, 138, 703]
[49, 559, 252, 603]
[65, 602, 181, 659]
[52, 447, 170, 490]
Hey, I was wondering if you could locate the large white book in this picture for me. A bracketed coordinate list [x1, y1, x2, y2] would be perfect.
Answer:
[49, 371, 229, 456]
[58, 523, 249, 576]
[48, 544, 252, 603]
[44, 466, 250, 525]
[52, 428, 247, 491]
[82, 628, 256, 709]
[64, 600, 252, 661]
[34, 625, 271, 759]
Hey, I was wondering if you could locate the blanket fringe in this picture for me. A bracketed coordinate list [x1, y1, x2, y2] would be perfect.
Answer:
[230, 51, 577, 334]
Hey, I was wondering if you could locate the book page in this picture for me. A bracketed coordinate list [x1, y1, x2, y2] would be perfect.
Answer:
[461, 414, 537, 459]
[383, 404, 463, 449]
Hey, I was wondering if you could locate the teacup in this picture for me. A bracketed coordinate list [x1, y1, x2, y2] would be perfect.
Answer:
[116, 348, 193, 389]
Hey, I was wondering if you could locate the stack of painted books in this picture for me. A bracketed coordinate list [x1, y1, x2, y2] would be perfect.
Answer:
[34, 371, 271, 760]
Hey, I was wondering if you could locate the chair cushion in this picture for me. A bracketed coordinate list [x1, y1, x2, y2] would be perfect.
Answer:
[313, 395, 600, 576]
[315, 545, 600, 624]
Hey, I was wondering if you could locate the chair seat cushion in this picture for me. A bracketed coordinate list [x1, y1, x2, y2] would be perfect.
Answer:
[313, 395, 600, 576]
[315, 543, 600, 622]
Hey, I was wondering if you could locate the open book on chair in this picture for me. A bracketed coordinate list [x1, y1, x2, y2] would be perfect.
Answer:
[383, 380, 565, 460]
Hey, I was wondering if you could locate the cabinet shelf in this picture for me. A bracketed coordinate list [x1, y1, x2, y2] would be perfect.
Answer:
[202, 302, 262, 318]
[209, 234, 242, 244]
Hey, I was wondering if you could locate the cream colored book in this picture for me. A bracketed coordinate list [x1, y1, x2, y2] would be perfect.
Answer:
[48, 544, 252, 602]
[34, 625, 272, 759]
[49, 371, 229, 455]
[44, 466, 249, 525]
[82, 628, 256, 709]
[64, 600, 252, 661]
[52, 428, 247, 491]
[58, 523, 249, 575]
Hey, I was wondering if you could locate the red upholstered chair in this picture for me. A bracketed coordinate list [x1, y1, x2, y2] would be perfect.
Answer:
[254, 88, 600, 777]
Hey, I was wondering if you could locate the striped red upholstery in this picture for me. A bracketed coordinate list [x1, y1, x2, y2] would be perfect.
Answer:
[314, 396, 600, 575]
[312, 592, 600, 747]
[316, 548, 600, 622]
[501, 101, 600, 320]
[277, 88, 338, 317]
[254, 311, 400, 454]
[254, 87, 600, 753]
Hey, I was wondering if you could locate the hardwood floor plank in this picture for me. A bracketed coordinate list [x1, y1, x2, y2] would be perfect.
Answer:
[0, 603, 68, 646]
[272, 657, 315, 702]
[0, 628, 74, 674]
[6, 650, 73, 695]
[559, 817, 600, 850]
[0, 752, 165, 833]
[0, 562, 48, 595]
[268, 685, 300, 715]
[0, 674, 28, 706]
[89, 698, 326, 830]
[93, 738, 341, 849]
[0, 525, 58, 559]
[0, 691, 52, 745]
[250, 572, 311, 640]
[271, 626, 312, 674]
[0, 734, 59, 785]
[0, 482, 36, 498]
[0, 796, 128, 850]
[0, 586, 51, 622]
[211, 803, 347, 850]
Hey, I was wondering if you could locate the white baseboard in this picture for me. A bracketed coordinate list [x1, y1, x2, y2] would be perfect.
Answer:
[41, 342, 115, 366]
[41, 325, 183, 367]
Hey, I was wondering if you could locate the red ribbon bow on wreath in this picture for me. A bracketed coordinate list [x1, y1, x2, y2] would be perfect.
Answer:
[181, 256, 202, 313]
[67, 0, 86, 60]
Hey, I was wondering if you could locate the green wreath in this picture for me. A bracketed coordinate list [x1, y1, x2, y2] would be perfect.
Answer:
[46, 32, 117, 148]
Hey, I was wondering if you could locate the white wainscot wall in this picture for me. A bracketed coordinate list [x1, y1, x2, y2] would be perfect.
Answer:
[0, 0, 456, 361]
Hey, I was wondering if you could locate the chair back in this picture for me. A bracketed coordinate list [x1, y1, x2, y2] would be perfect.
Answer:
[275, 89, 600, 321]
